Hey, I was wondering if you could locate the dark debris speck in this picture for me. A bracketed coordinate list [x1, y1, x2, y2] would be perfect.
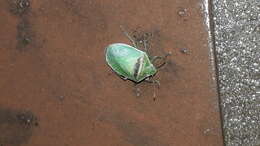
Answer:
[177, 8, 188, 18]
[16, 19, 33, 50]
[180, 48, 189, 54]
[16, 111, 39, 127]
[9, 0, 30, 15]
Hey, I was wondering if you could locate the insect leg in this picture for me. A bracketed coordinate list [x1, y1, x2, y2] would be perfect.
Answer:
[144, 78, 160, 100]
[153, 82, 156, 101]
[119, 25, 137, 48]
[143, 32, 154, 58]
[151, 52, 172, 69]
[144, 78, 160, 88]
[143, 40, 151, 58]
[133, 83, 141, 97]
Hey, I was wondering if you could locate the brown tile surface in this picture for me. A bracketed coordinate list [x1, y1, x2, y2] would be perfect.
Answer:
[0, 0, 223, 146]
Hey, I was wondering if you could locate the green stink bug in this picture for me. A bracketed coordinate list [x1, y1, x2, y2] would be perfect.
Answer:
[106, 43, 157, 82]
[105, 26, 170, 98]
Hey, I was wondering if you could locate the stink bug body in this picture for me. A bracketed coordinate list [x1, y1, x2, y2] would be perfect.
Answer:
[105, 43, 157, 82]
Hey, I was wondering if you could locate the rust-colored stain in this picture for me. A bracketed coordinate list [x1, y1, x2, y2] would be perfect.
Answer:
[0, 0, 223, 146]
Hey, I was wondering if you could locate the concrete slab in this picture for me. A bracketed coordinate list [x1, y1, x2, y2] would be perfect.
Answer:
[211, 0, 260, 145]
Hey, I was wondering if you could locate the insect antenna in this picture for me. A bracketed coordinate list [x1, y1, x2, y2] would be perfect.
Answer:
[119, 25, 137, 48]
